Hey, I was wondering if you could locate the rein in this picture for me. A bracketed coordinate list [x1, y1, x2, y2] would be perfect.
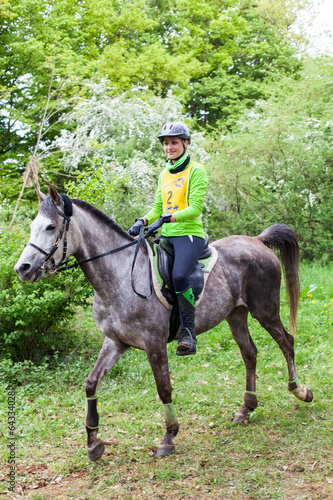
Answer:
[26, 196, 153, 300]
[58, 226, 153, 300]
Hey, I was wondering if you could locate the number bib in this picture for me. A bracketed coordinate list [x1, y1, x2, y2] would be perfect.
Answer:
[161, 163, 194, 214]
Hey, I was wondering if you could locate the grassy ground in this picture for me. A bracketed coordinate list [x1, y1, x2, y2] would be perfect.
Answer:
[1, 262, 333, 499]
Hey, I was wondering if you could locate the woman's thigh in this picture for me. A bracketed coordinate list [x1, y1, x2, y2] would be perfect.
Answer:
[167, 235, 205, 292]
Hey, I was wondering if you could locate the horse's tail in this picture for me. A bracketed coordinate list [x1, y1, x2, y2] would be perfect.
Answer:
[257, 224, 300, 335]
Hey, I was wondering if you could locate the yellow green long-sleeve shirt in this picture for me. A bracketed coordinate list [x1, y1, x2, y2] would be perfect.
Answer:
[144, 161, 208, 239]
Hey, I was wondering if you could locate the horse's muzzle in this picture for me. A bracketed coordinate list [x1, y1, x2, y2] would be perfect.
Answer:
[14, 261, 44, 282]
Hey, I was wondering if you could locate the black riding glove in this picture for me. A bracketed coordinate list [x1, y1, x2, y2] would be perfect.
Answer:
[145, 213, 172, 238]
[128, 218, 144, 237]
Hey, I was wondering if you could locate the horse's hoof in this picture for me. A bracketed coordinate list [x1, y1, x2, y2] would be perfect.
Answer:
[305, 389, 313, 403]
[87, 440, 105, 462]
[155, 444, 175, 457]
[232, 413, 249, 425]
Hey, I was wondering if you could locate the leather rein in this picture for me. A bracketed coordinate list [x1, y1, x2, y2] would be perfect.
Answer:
[25, 195, 153, 299]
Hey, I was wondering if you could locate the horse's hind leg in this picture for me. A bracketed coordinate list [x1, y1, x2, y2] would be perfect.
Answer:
[253, 311, 313, 403]
[146, 344, 179, 457]
[226, 306, 258, 424]
[85, 337, 128, 461]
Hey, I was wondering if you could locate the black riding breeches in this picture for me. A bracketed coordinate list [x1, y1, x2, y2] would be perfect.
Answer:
[162, 235, 206, 293]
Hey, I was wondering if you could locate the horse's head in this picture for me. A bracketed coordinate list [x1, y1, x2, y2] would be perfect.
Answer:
[14, 185, 74, 282]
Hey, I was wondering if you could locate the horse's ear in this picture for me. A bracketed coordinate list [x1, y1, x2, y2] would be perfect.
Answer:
[48, 185, 61, 205]
[36, 187, 46, 204]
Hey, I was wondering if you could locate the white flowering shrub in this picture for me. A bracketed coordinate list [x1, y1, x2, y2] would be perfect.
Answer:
[53, 82, 209, 227]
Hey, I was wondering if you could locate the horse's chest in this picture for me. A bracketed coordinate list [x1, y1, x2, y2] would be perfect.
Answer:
[92, 296, 166, 347]
[92, 300, 124, 334]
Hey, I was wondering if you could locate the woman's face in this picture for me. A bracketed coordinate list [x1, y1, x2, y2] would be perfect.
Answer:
[162, 137, 188, 160]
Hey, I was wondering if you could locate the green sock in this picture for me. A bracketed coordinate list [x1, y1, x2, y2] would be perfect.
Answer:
[176, 287, 195, 307]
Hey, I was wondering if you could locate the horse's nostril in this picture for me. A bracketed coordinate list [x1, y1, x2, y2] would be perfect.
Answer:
[19, 263, 31, 274]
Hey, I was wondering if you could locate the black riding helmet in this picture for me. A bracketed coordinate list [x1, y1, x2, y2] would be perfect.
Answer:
[157, 122, 191, 144]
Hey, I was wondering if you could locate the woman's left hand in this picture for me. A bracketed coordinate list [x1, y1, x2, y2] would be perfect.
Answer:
[146, 213, 173, 237]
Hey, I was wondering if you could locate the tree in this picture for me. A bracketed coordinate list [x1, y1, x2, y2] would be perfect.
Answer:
[0, 0, 93, 214]
[186, 0, 308, 128]
[208, 56, 333, 260]
[0, 0, 315, 228]
[0, 0, 165, 212]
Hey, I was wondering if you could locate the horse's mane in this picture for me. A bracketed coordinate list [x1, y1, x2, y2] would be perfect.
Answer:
[39, 196, 133, 241]
[72, 199, 134, 241]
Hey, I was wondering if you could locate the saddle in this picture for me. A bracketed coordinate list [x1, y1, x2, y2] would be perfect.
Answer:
[152, 235, 212, 342]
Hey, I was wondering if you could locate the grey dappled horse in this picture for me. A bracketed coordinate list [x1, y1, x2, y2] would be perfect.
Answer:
[15, 186, 313, 461]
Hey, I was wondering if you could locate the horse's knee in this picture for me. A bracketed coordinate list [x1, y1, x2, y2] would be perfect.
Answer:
[243, 347, 257, 366]
[86, 377, 97, 397]
[237, 341, 257, 371]
[158, 387, 172, 404]
[249, 336, 258, 355]
[284, 329, 295, 349]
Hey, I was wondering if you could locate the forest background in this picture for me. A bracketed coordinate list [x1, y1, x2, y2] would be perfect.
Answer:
[1, 1, 333, 498]
[0, 0, 332, 361]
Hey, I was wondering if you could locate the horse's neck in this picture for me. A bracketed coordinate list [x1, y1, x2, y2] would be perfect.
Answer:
[72, 204, 132, 295]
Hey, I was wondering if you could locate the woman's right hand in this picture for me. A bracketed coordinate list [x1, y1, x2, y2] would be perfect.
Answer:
[128, 218, 144, 236]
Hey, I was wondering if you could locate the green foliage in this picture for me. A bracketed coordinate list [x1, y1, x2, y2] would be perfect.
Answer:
[65, 168, 113, 209]
[207, 57, 333, 260]
[184, 0, 304, 127]
[0, 0, 93, 187]
[0, 228, 92, 363]
[0, 0, 310, 212]
[57, 86, 209, 228]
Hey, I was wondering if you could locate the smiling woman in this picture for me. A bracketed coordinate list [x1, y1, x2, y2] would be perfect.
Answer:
[128, 121, 209, 357]
[163, 137, 186, 161]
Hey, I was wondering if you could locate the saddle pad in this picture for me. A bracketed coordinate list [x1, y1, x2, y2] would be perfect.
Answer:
[147, 243, 218, 310]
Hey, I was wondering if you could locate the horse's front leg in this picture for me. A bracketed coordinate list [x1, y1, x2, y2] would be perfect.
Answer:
[146, 344, 179, 457]
[85, 337, 128, 461]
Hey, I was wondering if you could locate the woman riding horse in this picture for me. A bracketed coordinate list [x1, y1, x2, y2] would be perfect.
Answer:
[128, 122, 208, 356]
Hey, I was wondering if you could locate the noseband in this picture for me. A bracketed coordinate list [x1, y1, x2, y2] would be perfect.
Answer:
[25, 194, 73, 274]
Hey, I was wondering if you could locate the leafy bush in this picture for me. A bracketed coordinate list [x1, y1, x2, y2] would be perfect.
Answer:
[207, 58, 333, 259]
[0, 228, 92, 363]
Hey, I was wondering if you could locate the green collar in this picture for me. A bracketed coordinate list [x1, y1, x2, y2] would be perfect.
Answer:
[166, 152, 188, 171]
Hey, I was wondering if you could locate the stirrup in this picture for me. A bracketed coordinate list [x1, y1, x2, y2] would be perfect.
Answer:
[176, 328, 197, 356]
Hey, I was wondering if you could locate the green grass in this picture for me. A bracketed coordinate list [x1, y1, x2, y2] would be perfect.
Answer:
[0, 262, 333, 499]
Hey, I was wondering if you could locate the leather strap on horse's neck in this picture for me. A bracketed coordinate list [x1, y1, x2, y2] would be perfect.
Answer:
[55, 205, 153, 299]
[130, 226, 153, 299]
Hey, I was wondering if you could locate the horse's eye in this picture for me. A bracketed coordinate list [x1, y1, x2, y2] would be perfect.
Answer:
[46, 224, 55, 231]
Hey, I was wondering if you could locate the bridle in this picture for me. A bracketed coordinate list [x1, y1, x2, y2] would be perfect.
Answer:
[25, 194, 72, 274]
[25, 194, 153, 299]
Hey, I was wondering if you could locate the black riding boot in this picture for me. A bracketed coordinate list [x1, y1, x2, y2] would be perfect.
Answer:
[176, 288, 196, 356]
